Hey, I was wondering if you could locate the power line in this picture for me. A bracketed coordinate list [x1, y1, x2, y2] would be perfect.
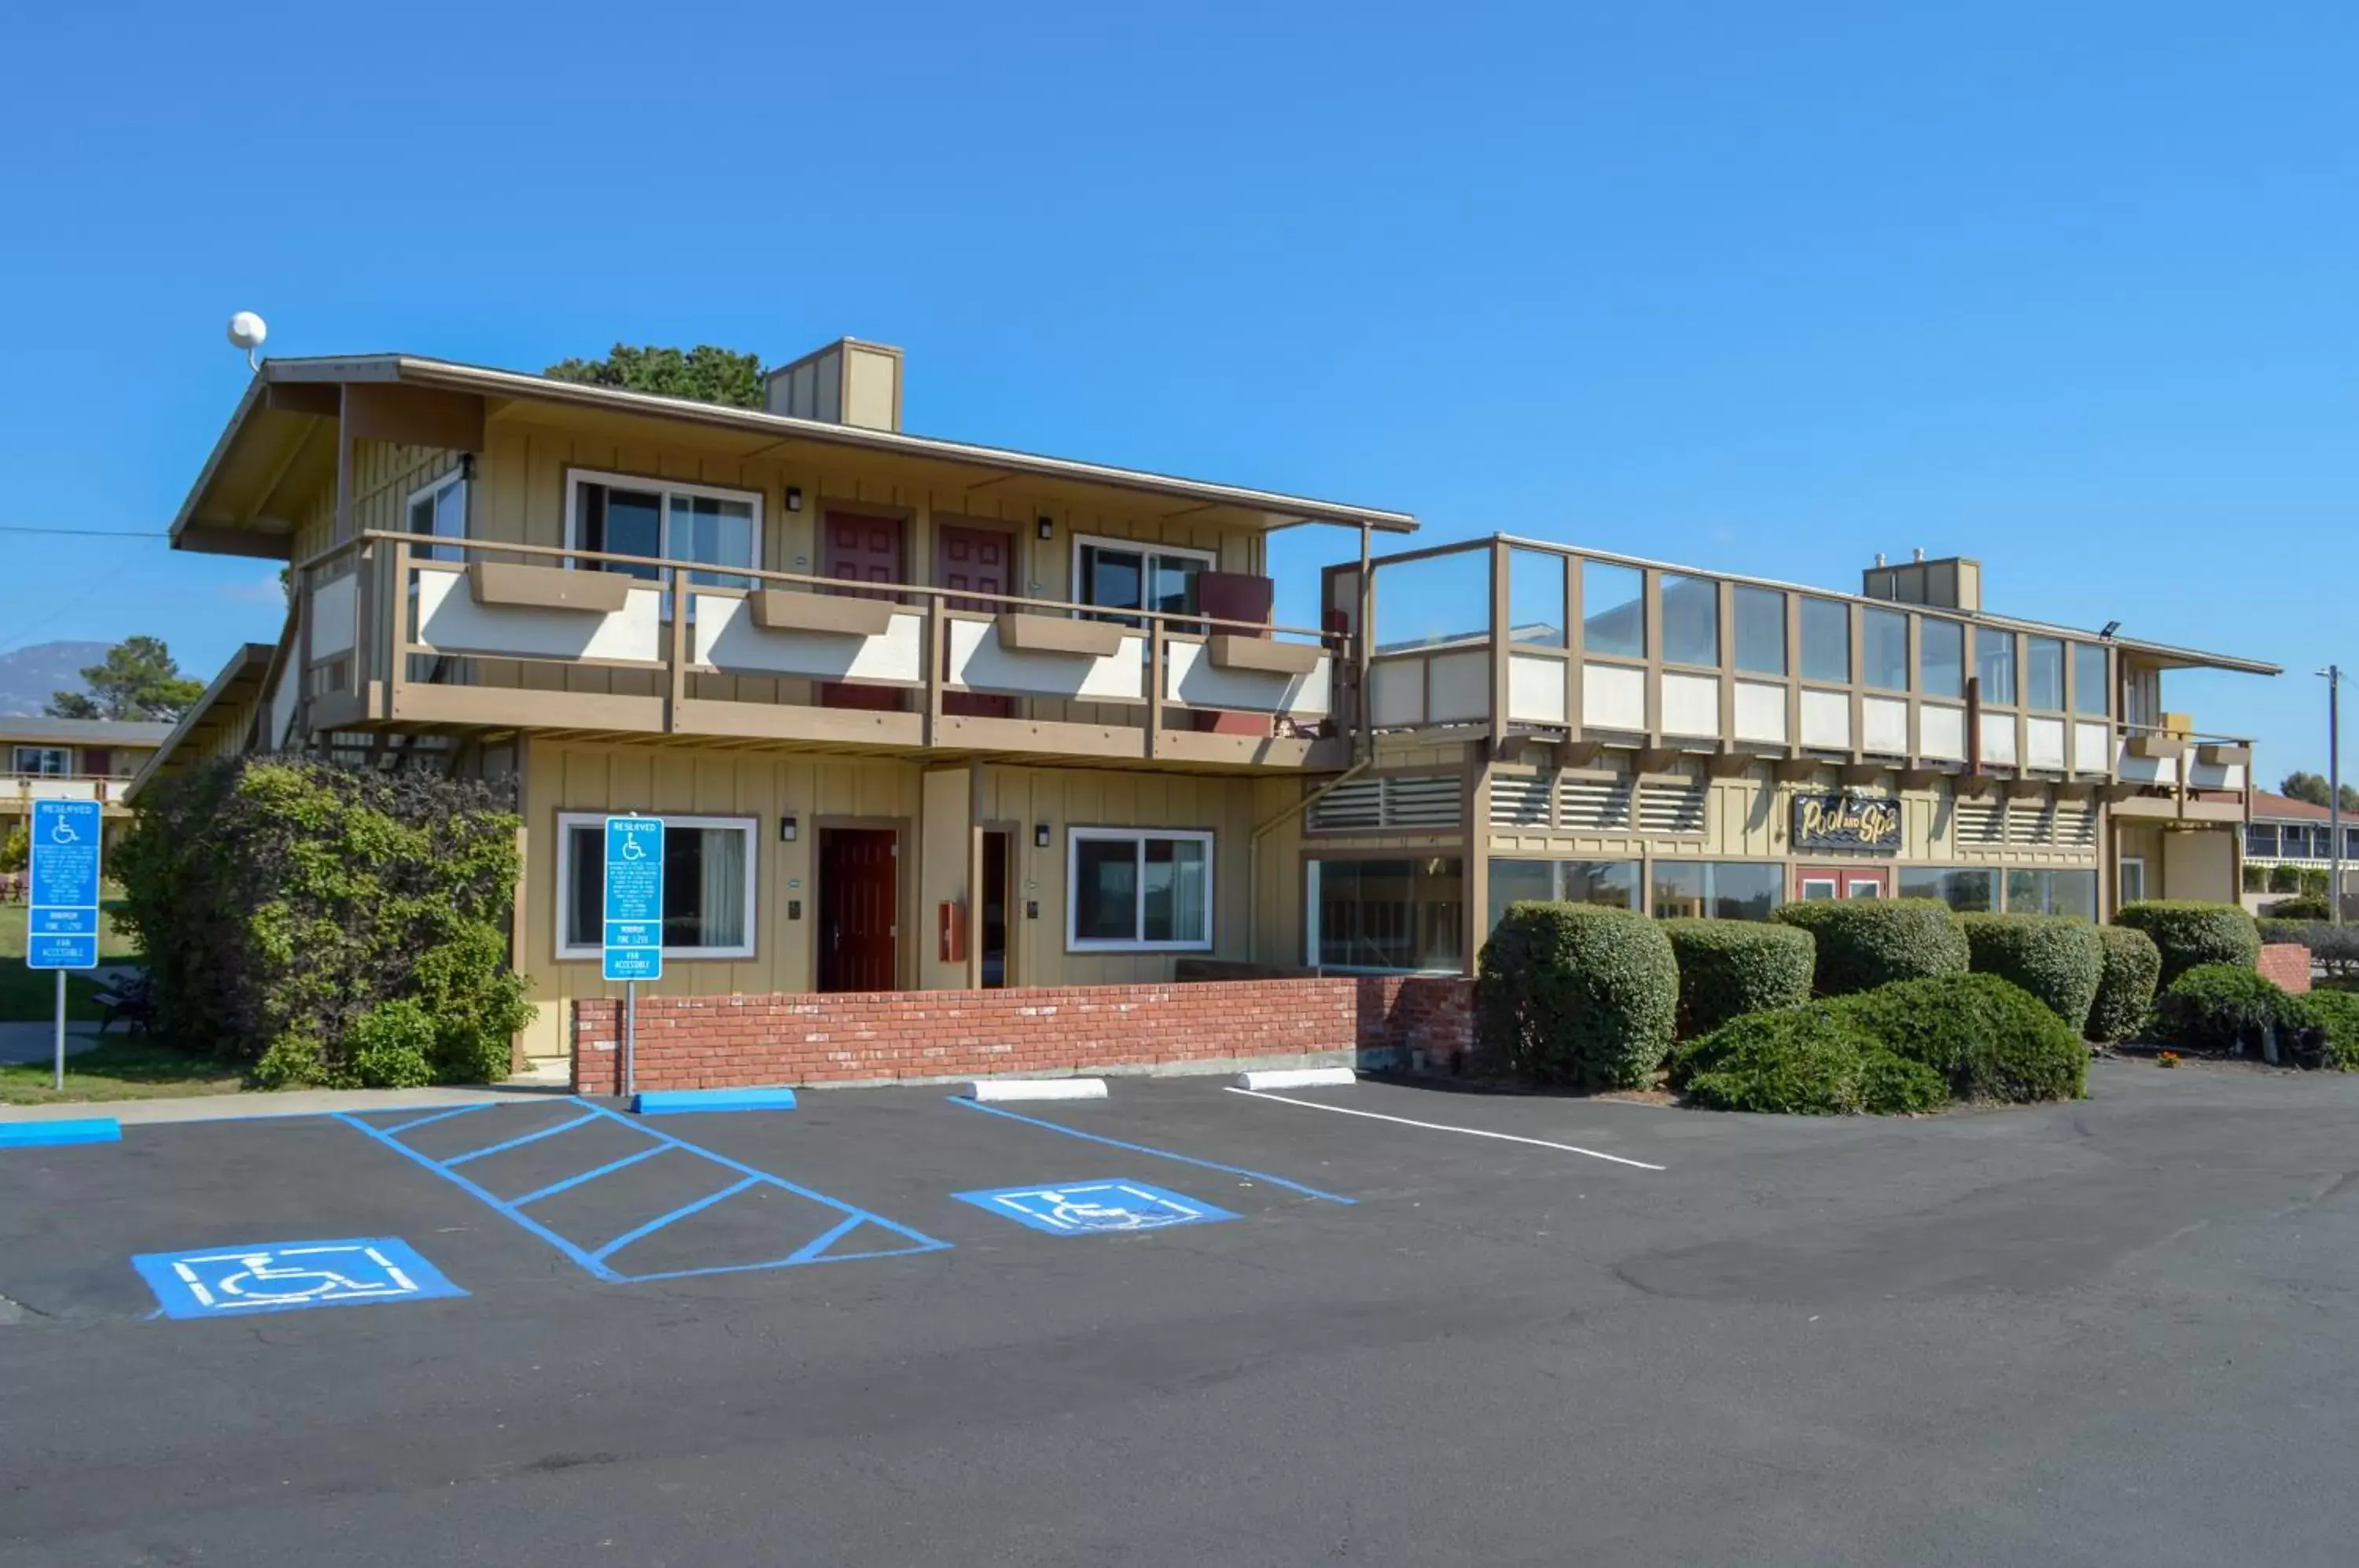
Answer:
[0, 525, 170, 538]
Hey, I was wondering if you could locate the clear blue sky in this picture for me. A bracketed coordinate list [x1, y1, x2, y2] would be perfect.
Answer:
[2, 2, 2350, 777]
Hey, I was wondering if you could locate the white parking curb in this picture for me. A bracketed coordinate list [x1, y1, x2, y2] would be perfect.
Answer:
[966, 1078, 1110, 1102]
[1235, 1067, 1357, 1091]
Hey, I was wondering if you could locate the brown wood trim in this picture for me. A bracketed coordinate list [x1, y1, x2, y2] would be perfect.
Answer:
[751, 588, 896, 636]
[391, 683, 666, 731]
[2129, 734, 2190, 760]
[995, 612, 1126, 657]
[469, 561, 632, 613]
[2195, 742, 2252, 765]
[1206, 634, 1322, 675]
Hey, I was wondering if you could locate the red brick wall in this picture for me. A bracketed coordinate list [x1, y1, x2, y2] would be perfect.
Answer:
[571, 976, 1476, 1095]
[2258, 943, 2313, 995]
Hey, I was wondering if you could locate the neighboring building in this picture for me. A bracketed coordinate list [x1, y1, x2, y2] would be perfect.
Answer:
[2243, 787, 2357, 912]
[140, 343, 2280, 1075]
[2, 716, 175, 850]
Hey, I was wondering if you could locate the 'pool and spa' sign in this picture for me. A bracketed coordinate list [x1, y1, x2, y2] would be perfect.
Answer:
[1792, 792, 1904, 852]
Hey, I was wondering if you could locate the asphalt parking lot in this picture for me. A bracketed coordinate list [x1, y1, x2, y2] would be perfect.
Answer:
[7, 1061, 2359, 1566]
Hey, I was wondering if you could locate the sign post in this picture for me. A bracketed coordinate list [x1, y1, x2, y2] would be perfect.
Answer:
[27, 799, 103, 1092]
[602, 815, 664, 1100]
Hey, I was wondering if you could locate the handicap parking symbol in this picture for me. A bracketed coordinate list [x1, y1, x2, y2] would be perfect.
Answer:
[953, 1180, 1238, 1236]
[131, 1237, 466, 1320]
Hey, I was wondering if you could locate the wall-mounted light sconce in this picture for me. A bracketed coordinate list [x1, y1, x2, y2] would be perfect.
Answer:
[786, 486, 804, 513]
[1033, 823, 1051, 849]
[779, 815, 799, 843]
[1036, 516, 1054, 540]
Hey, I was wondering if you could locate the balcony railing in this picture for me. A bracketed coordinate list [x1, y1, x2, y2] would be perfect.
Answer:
[1330, 536, 2254, 810]
[1, 774, 134, 808]
[291, 531, 1348, 767]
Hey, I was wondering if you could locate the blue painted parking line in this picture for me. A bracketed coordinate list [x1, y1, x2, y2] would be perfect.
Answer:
[132, 1237, 465, 1320]
[440, 1110, 599, 1166]
[955, 1180, 1239, 1236]
[379, 1103, 499, 1137]
[0, 1117, 121, 1149]
[335, 1098, 950, 1284]
[948, 1097, 1356, 1205]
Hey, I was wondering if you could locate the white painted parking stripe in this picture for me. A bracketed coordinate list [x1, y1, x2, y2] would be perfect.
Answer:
[1221, 1088, 1666, 1171]
[967, 1078, 1110, 1102]
[1236, 1067, 1357, 1091]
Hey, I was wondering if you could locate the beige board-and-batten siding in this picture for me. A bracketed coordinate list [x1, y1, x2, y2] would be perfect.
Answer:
[514, 738, 1288, 1058]
[367, 420, 1269, 723]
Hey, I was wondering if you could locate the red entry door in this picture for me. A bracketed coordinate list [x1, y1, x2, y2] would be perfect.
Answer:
[820, 512, 906, 711]
[1794, 866, 1891, 902]
[936, 524, 1015, 719]
[819, 828, 899, 992]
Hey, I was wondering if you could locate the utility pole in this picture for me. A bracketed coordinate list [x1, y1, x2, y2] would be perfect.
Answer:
[2324, 664, 2344, 927]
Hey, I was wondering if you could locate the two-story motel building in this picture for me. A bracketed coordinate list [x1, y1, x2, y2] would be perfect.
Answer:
[138, 341, 2278, 1074]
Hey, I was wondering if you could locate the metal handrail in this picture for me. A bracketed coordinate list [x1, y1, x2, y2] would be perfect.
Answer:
[300, 529, 1339, 646]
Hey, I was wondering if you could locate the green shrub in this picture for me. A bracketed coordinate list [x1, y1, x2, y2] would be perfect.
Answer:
[116, 756, 534, 1087]
[2148, 963, 2308, 1052]
[1673, 1004, 1949, 1114]
[348, 999, 438, 1089]
[1673, 1006, 1877, 1113]
[2114, 900, 2260, 985]
[2087, 926, 2162, 1043]
[1659, 918, 1816, 1038]
[2268, 863, 2302, 894]
[2265, 922, 2359, 981]
[1772, 897, 1968, 996]
[1959, 914, 2104, 1034]
[252, 1029, 330, 1090]
[0, 822, 24, 873]
[2306, 990, 2359, 1071]
[2265, 895, 2333, 922]
[1478, 903, 1679, 1089]
[1831, 973, 2088, 1102]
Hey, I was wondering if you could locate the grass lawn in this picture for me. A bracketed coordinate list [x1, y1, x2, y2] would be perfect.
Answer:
[0, 896, 139, 1023]
[0, 1039, 245, 1105]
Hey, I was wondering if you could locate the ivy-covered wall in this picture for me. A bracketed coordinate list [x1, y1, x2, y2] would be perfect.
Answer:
[117, 756, 534, 1087]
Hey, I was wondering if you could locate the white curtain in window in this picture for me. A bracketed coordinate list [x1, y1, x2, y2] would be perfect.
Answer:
[699, 827, 746, 948]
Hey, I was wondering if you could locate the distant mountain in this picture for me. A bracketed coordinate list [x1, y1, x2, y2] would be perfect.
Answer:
[0, 641, 108, 717]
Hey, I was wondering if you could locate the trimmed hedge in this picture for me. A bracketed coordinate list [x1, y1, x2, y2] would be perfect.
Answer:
[2307, 990, 2359, 1071]
[1958, 914, 2104, 1035]
[2266, 895, 2334, 922]
[2087, 926, 2162, 1043]
[1831, 973, 2089, 1103]
[1673, 1006, 1945, 1115]
[2258, 921, 2359, 981]
[1772, 897, 1969, 996]
[117, 756, 535, 1087]
[1477, 903, 1678, 1089]
[1660, 918, 1816, 1038]
[2147, 963, 2306, 1053]
[2114, 900, 2260, 985]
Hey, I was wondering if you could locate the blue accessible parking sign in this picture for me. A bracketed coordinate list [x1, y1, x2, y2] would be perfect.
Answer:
[603, 815, 665, 982]
[131, 1237, 467, 1320]
[953, 1180, 1238, 1236]
[26, 799, 101, 971]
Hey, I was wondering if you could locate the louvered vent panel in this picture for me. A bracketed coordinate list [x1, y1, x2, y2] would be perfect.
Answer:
[1309, 774, 1463, 831]
[1955, 800, 2008, 845]
[1559, 776, 1634, 833]
[1384, 774, 1463, 829]
[1308, 778, 1385, 832]
[2057, 804, 2098, 848]
[1489, 773, 1554, 827]
[1639, 779, 1709, 835]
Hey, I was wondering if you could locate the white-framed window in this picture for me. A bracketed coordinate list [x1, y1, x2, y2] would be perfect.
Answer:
[1071, 535, 1216, 628]
[1067, 827, 1213, 951]
[2119, 856, 2147, 906]
[12, 745, 70, 777]
[406, 469, 469, 564]
[556, 812, 757, 961]
[565, 469, 761, 589]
